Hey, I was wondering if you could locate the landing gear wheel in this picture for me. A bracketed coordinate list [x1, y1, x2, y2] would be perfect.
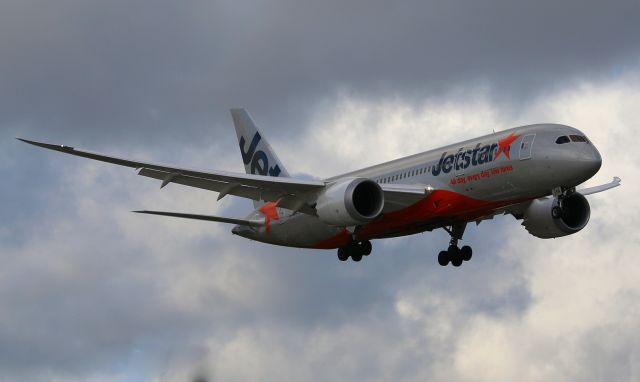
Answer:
[337, 247, 349, 261]
[449, 246, 463, 267]
[351, 251, 363, 262]
[360, 240, 372, 256]
[438, 251, 449, 266]
[460, 245, 472, 261]
[451, 256, 463, 267]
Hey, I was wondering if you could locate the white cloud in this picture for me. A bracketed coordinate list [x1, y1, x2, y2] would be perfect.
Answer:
[284, 88, 504, 177]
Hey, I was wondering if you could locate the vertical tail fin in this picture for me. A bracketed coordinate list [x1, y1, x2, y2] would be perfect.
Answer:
[231, 109, 290, 208]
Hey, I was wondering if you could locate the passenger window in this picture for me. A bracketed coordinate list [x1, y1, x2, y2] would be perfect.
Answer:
[556, 136, 570, 144]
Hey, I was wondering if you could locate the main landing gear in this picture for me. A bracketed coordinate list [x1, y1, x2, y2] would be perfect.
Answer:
[438, 223, 473, 267]
[337, 240, 372, 262]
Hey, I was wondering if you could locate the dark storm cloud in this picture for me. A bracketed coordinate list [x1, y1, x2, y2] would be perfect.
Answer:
[1, 0, 638, 145]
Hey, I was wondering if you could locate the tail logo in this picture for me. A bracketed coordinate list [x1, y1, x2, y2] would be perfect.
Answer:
[239, 132, 281, 177]
[258, 199, 281, 233]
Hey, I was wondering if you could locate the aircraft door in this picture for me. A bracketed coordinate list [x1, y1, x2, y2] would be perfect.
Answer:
[519, 134, 535, 160]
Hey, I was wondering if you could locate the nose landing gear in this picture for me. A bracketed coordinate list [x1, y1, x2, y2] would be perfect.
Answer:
[438, 223, 473, 267]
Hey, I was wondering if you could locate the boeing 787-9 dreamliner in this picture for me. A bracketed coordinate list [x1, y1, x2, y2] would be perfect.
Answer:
[19, 109, 621, 266]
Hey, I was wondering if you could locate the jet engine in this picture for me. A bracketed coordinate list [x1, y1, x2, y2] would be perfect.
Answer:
[316, 178, 384, 226]
[521, 192, 591, 238]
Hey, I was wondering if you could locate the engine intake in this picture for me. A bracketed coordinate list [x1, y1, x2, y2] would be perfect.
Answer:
[522, 192, 591, 238]
[316, 178, 384, 226]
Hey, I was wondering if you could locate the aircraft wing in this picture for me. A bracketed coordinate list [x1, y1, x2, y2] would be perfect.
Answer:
[18, 138, 324, 214]
[18, 138, 431, 215]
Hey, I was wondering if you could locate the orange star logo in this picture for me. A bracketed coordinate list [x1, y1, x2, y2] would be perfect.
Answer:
[258, 199, 281, 233]
[494, 132, 521, 160]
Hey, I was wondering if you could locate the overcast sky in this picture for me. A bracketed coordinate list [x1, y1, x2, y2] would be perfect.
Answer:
[1, 1, 640, 381]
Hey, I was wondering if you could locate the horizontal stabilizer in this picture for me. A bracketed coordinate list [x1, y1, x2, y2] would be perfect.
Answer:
[133, 210, 264, 226]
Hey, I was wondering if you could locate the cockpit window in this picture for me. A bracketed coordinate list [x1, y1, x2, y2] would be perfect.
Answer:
[556, 136, 570, 144]
[570, 135, 588, 143]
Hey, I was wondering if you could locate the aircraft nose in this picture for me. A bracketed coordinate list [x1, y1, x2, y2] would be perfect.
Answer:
[579, 144, 602, 177]
[565, 143, 602, 184]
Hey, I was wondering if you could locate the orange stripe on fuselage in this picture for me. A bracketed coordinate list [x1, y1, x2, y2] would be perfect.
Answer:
[311, 190, 533, 249]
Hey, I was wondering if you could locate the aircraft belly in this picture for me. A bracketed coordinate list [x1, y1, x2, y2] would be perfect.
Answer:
[243, 186, 539, 250]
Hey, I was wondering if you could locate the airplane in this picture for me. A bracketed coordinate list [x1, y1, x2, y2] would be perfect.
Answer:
[18, 109, 621, 266]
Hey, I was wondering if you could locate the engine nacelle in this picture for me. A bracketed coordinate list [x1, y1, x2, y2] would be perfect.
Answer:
[522, 193, 591, 238]
[316, 178, 384, 226]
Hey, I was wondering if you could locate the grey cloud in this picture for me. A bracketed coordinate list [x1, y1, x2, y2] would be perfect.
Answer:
[1, 0, 639, 146]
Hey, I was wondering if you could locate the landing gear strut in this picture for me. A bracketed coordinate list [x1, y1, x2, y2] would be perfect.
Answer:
[337, 240, 372, 262]
[438, 223, 473, 267]
[551, 186, 576, 219]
